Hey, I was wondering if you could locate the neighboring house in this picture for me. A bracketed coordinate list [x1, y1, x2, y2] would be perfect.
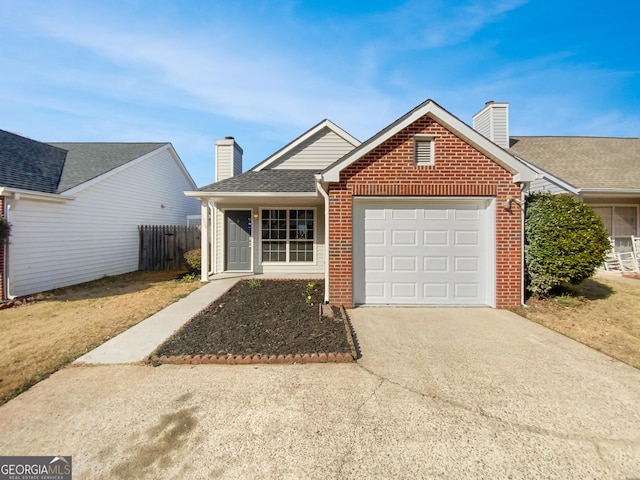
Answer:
[186, 100, 538, 308]
[0, 129, 199, 299]
[508, 136, 640, 252]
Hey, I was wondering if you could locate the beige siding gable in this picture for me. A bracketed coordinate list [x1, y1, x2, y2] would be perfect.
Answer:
[270, 128, 356, 170]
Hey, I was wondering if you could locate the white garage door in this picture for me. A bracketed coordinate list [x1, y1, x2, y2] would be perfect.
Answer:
[353, 199, 494, 306]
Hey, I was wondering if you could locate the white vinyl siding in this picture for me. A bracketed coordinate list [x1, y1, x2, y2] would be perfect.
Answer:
[270, 128, 355, 170]
[472, 102, 509, 148]
[7, 148, 199, 297]
[528, 176, 572, 195]
[215, 139, 242, 182]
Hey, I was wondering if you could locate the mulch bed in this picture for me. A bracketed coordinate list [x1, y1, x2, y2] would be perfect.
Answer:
[150, 279, 357, 365]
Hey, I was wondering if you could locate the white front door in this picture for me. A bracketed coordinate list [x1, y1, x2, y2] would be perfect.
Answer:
[353, 199, 494, 306]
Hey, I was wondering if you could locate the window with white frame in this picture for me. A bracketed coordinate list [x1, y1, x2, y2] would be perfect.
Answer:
[261, 209, 315, 262]
[414, 135, 435, 166]
[592, 205, 638, 252]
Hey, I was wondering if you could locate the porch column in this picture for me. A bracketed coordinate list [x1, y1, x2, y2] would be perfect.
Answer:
[200, 200, 210, 282]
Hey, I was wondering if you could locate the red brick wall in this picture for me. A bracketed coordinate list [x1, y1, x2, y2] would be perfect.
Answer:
[0, 196, 5, 300]
[327, 115, 523, 308]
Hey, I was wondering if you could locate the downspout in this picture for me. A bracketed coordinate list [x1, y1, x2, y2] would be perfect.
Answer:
[520, 183, 528, 306]
[315, 177, 330, 304]
[4, 192, 19, 299]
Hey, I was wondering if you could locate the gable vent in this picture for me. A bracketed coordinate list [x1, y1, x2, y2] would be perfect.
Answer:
[414, 136, 435, 166]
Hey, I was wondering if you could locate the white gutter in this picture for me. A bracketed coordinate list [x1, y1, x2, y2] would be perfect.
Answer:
[0, 187, 74, 203]
[185, 191, 318, 199]
[578, 188, 640, 195]
[315, 176, 330, 304]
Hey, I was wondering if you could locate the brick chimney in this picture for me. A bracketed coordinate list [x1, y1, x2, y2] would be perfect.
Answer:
[472, 101, 509, 148]
[215, 136, 243, 182]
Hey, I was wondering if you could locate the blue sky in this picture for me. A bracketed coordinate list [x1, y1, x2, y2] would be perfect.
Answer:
[1, 0, 638, 187]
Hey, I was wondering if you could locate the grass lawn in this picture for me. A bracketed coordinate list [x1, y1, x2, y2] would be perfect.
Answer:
[1, 269, 638, 407]
[0, 271, 202, 405]
[512, 272, 640, 370]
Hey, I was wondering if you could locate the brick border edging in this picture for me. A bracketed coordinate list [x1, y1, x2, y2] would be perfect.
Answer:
[148, 351, 354, 365]
[148, 304, 358, 366]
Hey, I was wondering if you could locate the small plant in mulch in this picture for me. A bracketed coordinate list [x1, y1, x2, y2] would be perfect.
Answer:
[248, 278, 262, 289]
[150, 279, 357, 364]
[304, 281, 318, 304]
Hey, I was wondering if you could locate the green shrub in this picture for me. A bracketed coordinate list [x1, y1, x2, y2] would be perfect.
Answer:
[525, 192, 610, 296]
[0, 218, 10, 246]
[183, 249, 201, 272]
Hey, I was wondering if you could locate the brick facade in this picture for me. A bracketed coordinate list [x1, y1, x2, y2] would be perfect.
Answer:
[327, 115, 523, 308]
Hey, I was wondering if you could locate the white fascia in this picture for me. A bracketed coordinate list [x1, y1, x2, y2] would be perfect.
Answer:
[0, 187, 74, 203]
[184, 191, 319, 200]
[320, 100, 538, 184]
[578, 188, 640, 195]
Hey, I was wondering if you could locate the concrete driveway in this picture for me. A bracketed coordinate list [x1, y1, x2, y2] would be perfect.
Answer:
[0, 308, 638, 479]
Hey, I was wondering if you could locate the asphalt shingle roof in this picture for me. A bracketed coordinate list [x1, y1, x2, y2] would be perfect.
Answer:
[198, 169, 319, 193]
[0, 129, 67, 194]
[1, 130, 167, 194]
[49, 142, 166, 192]
[509, 136, 640, 190]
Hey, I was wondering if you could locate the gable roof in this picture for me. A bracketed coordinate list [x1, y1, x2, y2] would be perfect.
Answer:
[252, 119, 360, 171]
[0, 129, 67, 194]
[197, 169, 318, 195]
[320, 99, 537, 183]
[509, 136, 640, 191]
[1, 129, 172, 195]
[49, 142, 168, 192]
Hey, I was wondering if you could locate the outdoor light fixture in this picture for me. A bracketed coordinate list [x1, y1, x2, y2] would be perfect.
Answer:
[503, 197, 522, 211]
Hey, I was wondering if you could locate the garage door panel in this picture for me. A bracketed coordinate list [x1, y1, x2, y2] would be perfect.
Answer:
[392, 256, 417, 272]
[392, 209, 417, 220]
[392, 283, 417, 298]
[391, 230, 417, 246]
[454, 207, 481, 220]
[365, 208, 386, 220]
[455, 257, 479, 272]
[357, 199, 492, 306]
[366, 282, 385, 298]
[365, 230, 385, 245]
[455, 283, 479, 298]
[454, 230, 479, 245]
[423, 207, 449, 220]
[424, 230, 449, 246]
[423, 283, 448, 299]
[365, 256, 385, 271]
[424, 257, 449, 272]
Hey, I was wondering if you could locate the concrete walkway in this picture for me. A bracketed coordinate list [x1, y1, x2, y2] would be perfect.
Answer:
[74, 275, 246, 364]
[2, 307, 639, 479]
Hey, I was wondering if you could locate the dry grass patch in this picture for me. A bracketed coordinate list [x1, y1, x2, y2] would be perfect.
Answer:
[512, 273, 640, 369]
[0, 271, 202, 405]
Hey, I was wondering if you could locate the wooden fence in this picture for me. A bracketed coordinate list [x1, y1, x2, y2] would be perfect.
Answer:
[138, 225, 200, 270]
